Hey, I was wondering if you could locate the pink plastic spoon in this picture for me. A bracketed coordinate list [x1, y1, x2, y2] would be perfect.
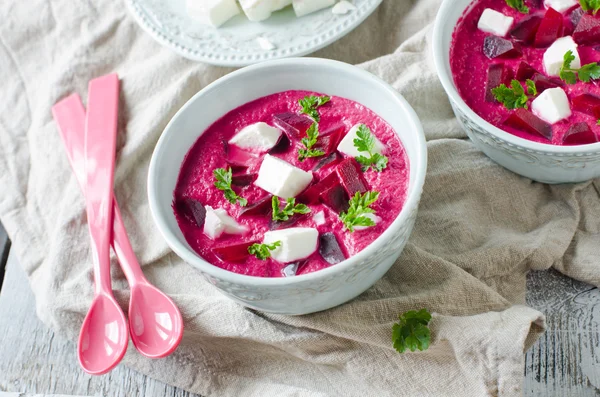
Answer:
[52, 90, 183, 361]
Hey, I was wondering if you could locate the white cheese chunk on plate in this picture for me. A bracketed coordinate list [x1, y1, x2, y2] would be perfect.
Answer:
[332, 1, 357, 14]
[544, 36, 580, 77]
[263, 227, 319, 263]
[255, 154, 313, 199]
[239, 0, 277, 22]
[477, 8, 514, 37]
[293, 0, 336, 17]
[272, 0, 293, 11]
[203, 206, 248, 240]
[544, 0, 578, 13]
[354, 213, 381, 231]
[186, 0, 240, 27]
[337, 124, 385, 158]
[532, 87, 572, 125]
[228, 122, 282, 152]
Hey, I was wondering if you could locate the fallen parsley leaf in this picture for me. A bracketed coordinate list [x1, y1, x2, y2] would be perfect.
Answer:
[299, 95, 331, 122]
[298, 123, 325, 161]
[392, 309, 432, 354]
[339, 191, 380, 232]
[505, 0, 529, 13]
[213, 167, 248, 207]
[560, 50, 600, 84]
[248, 241, 281, 260]
[580, 0, 600, 14]
[353, 124, 389, 172]
[492, 80, 530, 110]
[272, 196, 311, 221]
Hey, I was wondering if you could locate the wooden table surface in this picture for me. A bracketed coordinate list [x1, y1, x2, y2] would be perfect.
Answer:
[0, 222, 599, 396]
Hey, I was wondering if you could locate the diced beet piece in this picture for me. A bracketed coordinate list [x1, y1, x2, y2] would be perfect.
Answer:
[231, 172, 257, 187]
[527, 0, 543, 8]
[269, 215, 305, 230]
[313, 152, 342, 172]
[510, 14, 543, 44]
[239, 195, 272, 217]
[572, 94, 600, 117]
[320, 184, 349, 213]
[563, 122, 598, 145]
[504, 108, 553, 140]
[174, 197, 206, 228]
[336, 158, 368, 197]
[281, 261, 307, 277]
[268, 133, 290, 154]
[273, 112, 313, 138]
[485, 63, 514, 102]
[532, 73, 564, 92]
[318, 233, 346, 265]
[212, 240, 258, 263]
[574, 13, 600, 45]
[571, 7, 586, 28]
[313, 123, 345, 154]
[483, 36, 522, 59]
[534, 8, 564, 47]
[225, 144, 259, 168]
[516, 62, 538, 81]
[298, 171, 339, 204]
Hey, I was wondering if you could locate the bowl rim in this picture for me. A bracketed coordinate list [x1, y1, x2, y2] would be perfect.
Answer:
[147, 57, 427, 287]
[432, 0, 600, 154]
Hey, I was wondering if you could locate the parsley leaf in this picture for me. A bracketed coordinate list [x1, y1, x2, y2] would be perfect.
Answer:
[298, 123, 325, 161]
[505, 0, 529, 13]
[213, 167, 248, 207]
[339, 191, 380, 232]
[392, 309, 432, 354]
[526, 79, 537, 96]
[580, 0, 600, 14]
[298, 95, 331, 122]
[560, 50, 600, 84]
[491, 80, 530, 110]
[272, 196, 311, 221]
[248, 241, 281, 260]
[597, 119, 600, 126]
[353, 124, 389, 172]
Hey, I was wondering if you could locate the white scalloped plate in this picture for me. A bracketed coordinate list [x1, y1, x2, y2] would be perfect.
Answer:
[125, 0, 382, 66]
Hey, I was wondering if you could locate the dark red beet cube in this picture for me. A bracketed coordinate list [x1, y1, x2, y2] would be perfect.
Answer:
[313, 152, 342, 172]
[298, 171, 339, 204]
[231, 172, 257, 187]
[174, 197, 206, 228]
[483, 36, 523, 59]
[516, 62, 538, 81]
[225, 144, 259, 168]
[534, 8, 564, 48]
[239, 195, 272, 217]
[532, 73, 564, 92]
[281, 261, 307, 277]
[336, 158, 368, 197]
[320, 184, 349, 213]
[510, 14, 543, 44]
[572, 94, 600, 117]
[504, 108, 553, 140]
[212, 240, 258, 262]
[563, 122, 598, 145]
[268, 133, 290, 154]
[314, 123, 345, 155]
[269, 215, 304, 231]
[485, 63, 514, 102]
[272, 113, 313, 138]
[574, 14, 600, 45]
[319, 233, 346, 265]
[571, 7, 586, 28]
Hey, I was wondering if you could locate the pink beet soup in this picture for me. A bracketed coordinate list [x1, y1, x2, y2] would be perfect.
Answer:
[173, 90, 409, 278]
[451, 0, 600, 145]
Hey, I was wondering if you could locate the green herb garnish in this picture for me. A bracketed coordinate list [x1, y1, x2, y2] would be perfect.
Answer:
[492, 79, 537, 110]
[392, 309, 432, 354]
[353, 124, 389, 172]
[505, 0, 529, 13]
[213, 167, 248, 207]
[559, 50, 600, 84]
[339, 191, 380, 232]
[580, 0, 600, 14]
[298, 123, 325, 161]
[299, 95, 331, 122]
[248, 241, 281, 260]
[272, 196, 311, 222]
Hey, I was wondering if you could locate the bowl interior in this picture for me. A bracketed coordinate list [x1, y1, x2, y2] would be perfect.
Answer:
[148, 58, 426, 283]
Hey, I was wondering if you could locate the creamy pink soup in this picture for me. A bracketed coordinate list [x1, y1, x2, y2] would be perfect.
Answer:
[451, 0, 600, 145]
[173, 90, 409, 278]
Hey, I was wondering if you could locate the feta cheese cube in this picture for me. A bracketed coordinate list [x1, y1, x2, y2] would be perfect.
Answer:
[292, 0, 336, 17]
[532, 88, 572, 124]
[186, 0, 240, 27]
[255, 154, 313, 199]
[477, 8, 514, 37]
[544, 0, 578, 13]
[239, 0, 275, 21]
[228, 122, 282, 152]
[332, 0, 357, 14]
[312, 210, 326, 226]
[203, 206, 248, 240]
[354, 213, 382, 231]
[263, 227, 319, 263]
[272, 0, 292, 11]
[544, 36, 580, 77]
[256, 37, 277, 50]
[337, 124, 385, 158]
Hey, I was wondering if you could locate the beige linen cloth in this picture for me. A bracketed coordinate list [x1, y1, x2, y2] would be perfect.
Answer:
[2, 0, 600, 395]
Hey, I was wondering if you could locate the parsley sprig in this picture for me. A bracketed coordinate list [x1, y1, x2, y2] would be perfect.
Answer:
[353, 124, 388, 172]
[492, 79, 537, 110]
[559, 50, 600, 84]
[299, 95, 331, 122]
[339, 191, 380, 232]
[392, 309, 432, 354]
[298, 123, 325, 161]
[213, 167, 248, 207]
[580, 0, 600, 14]
[272, 196, 311, 221]
[505, 0, 529, 13]
[248, 241, 281, 260]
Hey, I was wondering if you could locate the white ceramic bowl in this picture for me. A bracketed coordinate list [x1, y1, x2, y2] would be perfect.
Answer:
[433, 0, 600, 184]
[148, 58, 427, 315]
